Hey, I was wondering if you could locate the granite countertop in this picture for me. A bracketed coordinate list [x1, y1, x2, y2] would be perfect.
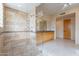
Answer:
[36, 31, 54, 32]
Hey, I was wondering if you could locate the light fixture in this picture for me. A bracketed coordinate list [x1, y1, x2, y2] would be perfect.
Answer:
[62, 3, 72, 10]
[17, 4, 23, 7]
[64, 4, 68, 7]
[68, 3, 72, 5]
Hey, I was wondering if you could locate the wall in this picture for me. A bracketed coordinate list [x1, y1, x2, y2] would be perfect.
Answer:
[75, 8, 79, 45]
[47, 16, 55, 31]
[56, 17, 63, 39]
[71, 16, 75, 40]
[2, 7, 40, 56]
[0, 4, 3, 28]
[50, 16, 56, 40]
[0, 3, 4, 55]
[36, 7, 54, 31]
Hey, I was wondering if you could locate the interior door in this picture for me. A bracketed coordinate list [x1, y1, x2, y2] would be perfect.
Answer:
[64, 19, 71, 39]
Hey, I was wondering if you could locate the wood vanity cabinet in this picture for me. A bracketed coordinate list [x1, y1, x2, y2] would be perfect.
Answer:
[36, 31, 54, 44]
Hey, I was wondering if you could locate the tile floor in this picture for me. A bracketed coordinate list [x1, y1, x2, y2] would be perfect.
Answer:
[37, 39, 79, 56]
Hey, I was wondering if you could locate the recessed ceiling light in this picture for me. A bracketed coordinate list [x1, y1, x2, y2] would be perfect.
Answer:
[63, 3, 72, 9]
[69, 3, 72, 5]
[64, 4, 68, 7]
[17, 4, 23, 7]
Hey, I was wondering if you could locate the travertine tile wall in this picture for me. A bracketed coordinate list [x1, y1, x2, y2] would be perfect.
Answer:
[1, 7, 40, 56]
[0, 34, 4, 56]
[0, 4, 4, 56]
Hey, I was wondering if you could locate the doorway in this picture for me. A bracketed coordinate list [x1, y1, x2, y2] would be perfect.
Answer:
[56, 13, 75, 40]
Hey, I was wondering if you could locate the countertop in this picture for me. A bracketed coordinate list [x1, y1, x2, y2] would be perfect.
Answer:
[36, 31, 54, 32]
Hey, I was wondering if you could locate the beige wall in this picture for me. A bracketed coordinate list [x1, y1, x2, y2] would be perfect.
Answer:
[75, 9, 79, 45]
[71, 16, 75, 40]
[56, 17, 63, 39]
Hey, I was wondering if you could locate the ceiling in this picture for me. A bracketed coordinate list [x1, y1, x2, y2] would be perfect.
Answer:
[4, 3, 79, 15]
[36, 3, 79, 16]
[4, 3, 40, 13]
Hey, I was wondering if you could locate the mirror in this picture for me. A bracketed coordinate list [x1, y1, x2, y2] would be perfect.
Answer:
[36, 18, 47, 31]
